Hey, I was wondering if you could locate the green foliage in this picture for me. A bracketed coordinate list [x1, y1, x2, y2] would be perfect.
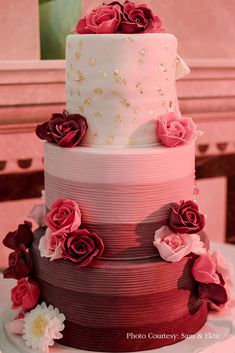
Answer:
[40, 0, 81, 59]
[39, 0, 55, 4]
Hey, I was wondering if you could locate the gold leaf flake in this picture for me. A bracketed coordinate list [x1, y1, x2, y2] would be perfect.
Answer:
[78, 106, 84, 113]
[148, 109, 155, 116]
[106, 137, 114, 145]
[75, 51, 81, 60]
[114, 69, 127, 85]
[129, 138, 135, 145]
[115, 114, 122, 127]
[120, 97, 130, 108]
[140, 48, 148, 56]
[76, 71, 85, 84]
[156, 86, 164, 96]
[134, 108, 140, 114]
[125, 36, 136, 43]
[111, 90, 118, 96]
[95, 112, 103, 118]
[136, 82, 144, 94]
[89, 57, 96, 66]
[94, 88, 103, 95]
[159, 63, 167, 72]
[99, 70, 108, 78]
[84, 98, 92, 105]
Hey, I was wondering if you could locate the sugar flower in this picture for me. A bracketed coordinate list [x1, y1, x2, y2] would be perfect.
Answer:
[153, 225, 205, 262]
[28, 204, 47, 228]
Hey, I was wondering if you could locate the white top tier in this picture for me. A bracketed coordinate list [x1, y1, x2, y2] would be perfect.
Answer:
[66, 33, 179, 147]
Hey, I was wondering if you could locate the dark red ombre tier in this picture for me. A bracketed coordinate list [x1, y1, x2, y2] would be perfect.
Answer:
[31, 229, 208, 352]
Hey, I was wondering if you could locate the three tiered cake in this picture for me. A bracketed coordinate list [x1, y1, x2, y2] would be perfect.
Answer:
[3, 2, 233, 353]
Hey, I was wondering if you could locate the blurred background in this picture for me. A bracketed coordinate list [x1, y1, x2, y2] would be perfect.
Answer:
[0, 0, 235, 268]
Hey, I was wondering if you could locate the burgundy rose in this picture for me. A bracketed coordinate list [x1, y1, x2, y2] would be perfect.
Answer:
[3, 245, 33, 280]
[3, 221, 33, 251]
[169, 200, 205, 234]
[11, 278, 40, 311]
[61, 229, 104, 267]
[36, 110, 88, 148]
[75, 3, 122, 34]
[121, 2, 163, 33]
[198, 282, 228, 306]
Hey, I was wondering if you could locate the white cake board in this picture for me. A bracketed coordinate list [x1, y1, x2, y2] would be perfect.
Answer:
[1, 305, 235, 353]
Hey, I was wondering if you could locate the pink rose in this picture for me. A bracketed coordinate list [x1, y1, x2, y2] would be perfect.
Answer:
[169, 200, 205, 234]
[153, 225, 205, 262]
[36, 110, 88, 148]
[45, 199, 81, 235]
[192, 252, 232, 309]
[3, 221, 33, 250]
[61, 229, 104, 267]
[121, 2, 163, 33]
[39, 229, 63, 261]
[75, 3, 121, 34]
[191, 254, 220, 284]
[3, 245, 33, 280]
[28, 204, 46, 227]
[157, 112, 197, 147]
[11, 279, 40, 311]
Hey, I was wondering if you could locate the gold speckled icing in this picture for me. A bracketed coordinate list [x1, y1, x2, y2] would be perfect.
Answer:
[66, 33, 183, 147]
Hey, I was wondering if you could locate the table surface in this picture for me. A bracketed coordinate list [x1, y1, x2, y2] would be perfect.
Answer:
[1, 242, 235, 353]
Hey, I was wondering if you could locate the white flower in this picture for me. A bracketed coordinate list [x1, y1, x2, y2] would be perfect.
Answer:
[23, 302, 65, 353]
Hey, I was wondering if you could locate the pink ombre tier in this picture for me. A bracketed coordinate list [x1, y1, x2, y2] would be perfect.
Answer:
[45, 141, 195, 259]
[31, 229, 208, 352]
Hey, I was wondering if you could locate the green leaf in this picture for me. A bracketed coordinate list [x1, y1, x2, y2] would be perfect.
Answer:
[39, 0, 55, 4]
[40, 0, 81, 59]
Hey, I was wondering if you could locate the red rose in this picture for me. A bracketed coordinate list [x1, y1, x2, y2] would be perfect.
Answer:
[11, 279, 40, 311]
[3, 221, 33, 250]
[3, 245, 33, 280]
[75, 3, 121, 34]
[45, 199, 82, 235]
[169, 200, 205, 234]
[121, 2, 163, 33]
[36, 110, 88, 148]
[61, 229, 104, 267]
